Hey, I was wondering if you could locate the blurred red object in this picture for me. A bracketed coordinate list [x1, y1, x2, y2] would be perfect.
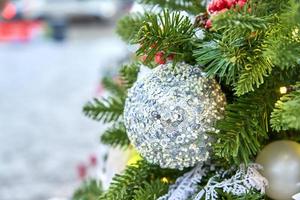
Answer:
[1, 2, 16, 20]
[89, 154, 98, 167]
[0, 20, 43, 42]
[77, 163, 87, 180]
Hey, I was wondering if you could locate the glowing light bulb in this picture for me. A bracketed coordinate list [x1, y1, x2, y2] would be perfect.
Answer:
[280, 86, 287, 94]
[161, 177, 169, 183]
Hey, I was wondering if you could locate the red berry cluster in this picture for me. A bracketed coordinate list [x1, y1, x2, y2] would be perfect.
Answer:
[141, 51, 174, 65]
[154, 51, 174, 65]
[76, 154, 98, 180]
[208, 0, 247, 14]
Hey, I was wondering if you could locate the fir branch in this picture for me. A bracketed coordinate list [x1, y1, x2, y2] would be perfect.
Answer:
[73, 179, 103, 200]
[211, 69, 298, 164]
[212, 95, 269, 164]
[212, 10, 269, 33]
[235, 51, 273, 96]
[98, 160, 183, 200]
[98, 160, 159, 200]
[252, 0, 292, 17]
[133, 179, 169, 200]
[271, 85, 300, 131]
[116, 13, 148, 44]
[135, 9, 195, 64]
[218, 191, 264, 200]
[83, 97, 124, 123]
[194, 37, 242, 85]
[263, 1, 300, 69]
[195, 1, 300, 96]
[119, 63, 140, 89]
[137, 0, 205, 14]
[102, 77, 126, 98]
[101, 123, 130, 148]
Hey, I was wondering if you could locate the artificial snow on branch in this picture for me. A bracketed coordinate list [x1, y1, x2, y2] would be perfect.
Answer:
[158, 163, 208, 200]
[194, 164, 267, 200]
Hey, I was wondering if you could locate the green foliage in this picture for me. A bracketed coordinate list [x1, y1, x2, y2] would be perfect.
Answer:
[83, 97, 124, 123]
[194, 38, 240, 85]
[98, 160, 158, 200]
[99, 159, 183, 200]
[271, 85, 300, 131]
[195, 1, 300, 96]
[235, 50, 273, 96]
[137, 0, 206, 14]
[116, 13, 147, 44]
[212, 9, 270, 32]
[211, 68, 299, 164]
[119, 63, 140, 89]
[133, 179, 169, 200]
[101, 123, 130, 148]
[263, 1, 300, 69]
[81, 0, 300, 199]
[135, 9, 195, 64]
[98, 160, 155, 200]
[217, 191, 264, 200]
[73, 179, 103, 200]
[212, 95, 269, 164]
[102, 77, 126, 99]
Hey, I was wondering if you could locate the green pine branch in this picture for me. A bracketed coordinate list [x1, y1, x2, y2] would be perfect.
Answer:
[212, 8, 270, 32]
[119, 63, 140, 89]
[116, 13, 148, 44]
[98, 160, 160, 200]
[98, 159, 184, 200]
[211, 68, 299, 164]
[101, 123, 130, 148]
[133, 179, 169, 200]
[195, 1, 300, 96]
[194, 37, 244, 85]
[271, 84, 300, 131]
[102, 77, 126, 99]
[73, 179, 103, 200]
[212, 95, 269, 164]
[263, 1, 300, 69]
[135, 9, 195, 64]
[83, 97, 124, 123]
[217, 191, 264, 200]
[235, 52, 273, 96]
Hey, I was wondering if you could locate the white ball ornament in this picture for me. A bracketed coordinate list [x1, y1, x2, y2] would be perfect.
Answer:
[256, 140, 300, 200]
[124, 63, 226, 169]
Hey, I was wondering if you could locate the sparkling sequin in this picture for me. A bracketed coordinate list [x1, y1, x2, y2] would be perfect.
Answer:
[124, 63, 226, 169]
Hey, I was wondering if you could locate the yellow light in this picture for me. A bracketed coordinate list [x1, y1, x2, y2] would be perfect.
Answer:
[292, 28, 300, 41]
[280, 86, 287, 94]
[161, 177, 169, 183]
[126, 148, 142, 166]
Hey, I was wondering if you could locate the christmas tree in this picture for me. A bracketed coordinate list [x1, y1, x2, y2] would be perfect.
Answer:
[78, 0, 300, 199]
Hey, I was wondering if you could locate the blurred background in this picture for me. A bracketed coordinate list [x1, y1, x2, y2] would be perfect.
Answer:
[0, 0, 134, 199]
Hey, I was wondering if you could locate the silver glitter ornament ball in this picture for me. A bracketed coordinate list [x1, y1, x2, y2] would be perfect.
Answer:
[124, 63, 226, 169]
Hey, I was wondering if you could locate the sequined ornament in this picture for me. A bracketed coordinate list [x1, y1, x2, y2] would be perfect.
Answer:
[124, 63, 226, 169]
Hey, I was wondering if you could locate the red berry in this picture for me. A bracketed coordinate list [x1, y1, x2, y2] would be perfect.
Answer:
[167, 54, 174, 61]
[140, 55, 148, 62]
[89, 155, 97, 166]
[155, 52, 166, 65]
[77, 164, 87, 179]
[216, 0, 228, 10]
[225, 0, 235, 8]
[208, 2, 217, 13]
[205, 19, 212, 29]
[237, 0, 247, 7]
[207, 0, 246, 14]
